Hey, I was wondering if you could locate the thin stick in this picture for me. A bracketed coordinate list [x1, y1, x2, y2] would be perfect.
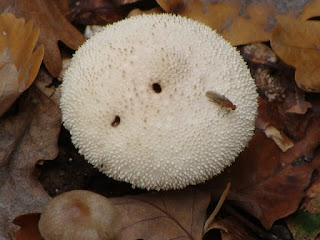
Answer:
[203, 182, 231, 232]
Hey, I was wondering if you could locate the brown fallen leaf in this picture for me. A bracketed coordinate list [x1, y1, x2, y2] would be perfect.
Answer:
[299, 0, 320, 20]
[111, 187, 210, 240]
[0, 13, 44, 116]
[0, 86, 60, 239]
[156, 0, 311, 46]
[0, 0, 85, 77]
[13, 213, 43, 240]
[205, 117, 320, 229]
[271, 16, 320, 92]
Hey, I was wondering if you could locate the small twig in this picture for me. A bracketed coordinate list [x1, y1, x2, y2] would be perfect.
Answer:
[203, 182, 231, 232]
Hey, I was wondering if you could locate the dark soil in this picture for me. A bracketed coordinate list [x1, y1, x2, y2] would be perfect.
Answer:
[37, 127, 146, 198]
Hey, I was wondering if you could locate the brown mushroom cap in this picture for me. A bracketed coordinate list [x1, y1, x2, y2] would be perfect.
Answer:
[38, 190, 122, 240]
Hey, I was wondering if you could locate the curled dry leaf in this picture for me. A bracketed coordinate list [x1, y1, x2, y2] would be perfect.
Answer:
[0, 0, 85, 77]
[0, 13, 44, 116]
[156, 0, 312, 46]
[111, 188, 210, 240]
[271, 16, 320, 92]
[299, 0, 320, 20]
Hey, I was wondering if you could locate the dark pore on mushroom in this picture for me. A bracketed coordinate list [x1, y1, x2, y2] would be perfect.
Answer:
[111, 115, 121, 127]
[152, 82, 162, 93]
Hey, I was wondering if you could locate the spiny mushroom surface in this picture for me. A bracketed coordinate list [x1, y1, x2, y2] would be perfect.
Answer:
[38, 190, 122, 240]
[60, 14, 258, 190]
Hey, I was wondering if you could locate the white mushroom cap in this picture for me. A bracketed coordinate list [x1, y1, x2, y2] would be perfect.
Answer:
[60, 14, 258, 190]
[38, 190, 122, 240]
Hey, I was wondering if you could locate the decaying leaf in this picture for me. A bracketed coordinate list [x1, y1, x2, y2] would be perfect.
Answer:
[13, 213, 43, 240]
[0, 0, 85, 77]
[304, 178, 320, 214]
[271, 16, 320, 92]
[241, 43, 278, 67]
[156, 0, 312, 46]
[111, 188, 210, 240]
[205, 117, 320, 229]
[287, 210, 320, 240]
[0, 87, 59, 239]
[68, 0, 130, 25]
[0, 13, 44, 116]
[285, 86, 312, 114]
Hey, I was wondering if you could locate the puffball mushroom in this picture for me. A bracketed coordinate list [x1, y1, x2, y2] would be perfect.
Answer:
[38, 190, 122, 240]
[60, 14, 258, 190]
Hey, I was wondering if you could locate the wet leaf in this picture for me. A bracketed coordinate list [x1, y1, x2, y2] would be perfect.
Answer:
[13, 213, 43, 240]
[156, 0, 311, 46]
[0, 86, 60, 239]
[271, 16, 320, 92]
[0, 0, 85, 77]
[111, 188, 210, 240]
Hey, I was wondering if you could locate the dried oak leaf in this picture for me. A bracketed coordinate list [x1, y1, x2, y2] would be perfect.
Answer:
[13, 213, 43, 240]
[299, 0, 320, 20]
[111, 188, 210, 240]
[0, 86, 60, 239]
[0, 0, 85, 77]
[156, 0, 311, 46]
[0, 13, 44, 116]
[271, 16, 320, 92]
[205, 117, 320, 229]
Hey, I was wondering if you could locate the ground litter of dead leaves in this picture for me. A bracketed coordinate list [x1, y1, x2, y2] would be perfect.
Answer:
[1, 0, 320, 239]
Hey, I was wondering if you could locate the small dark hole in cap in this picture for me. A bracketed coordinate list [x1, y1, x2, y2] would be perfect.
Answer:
[152, 83, 162, 93]
[111, 115, 120, 127]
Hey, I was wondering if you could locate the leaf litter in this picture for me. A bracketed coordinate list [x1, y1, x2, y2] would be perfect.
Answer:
[1, 0, 320, 239]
